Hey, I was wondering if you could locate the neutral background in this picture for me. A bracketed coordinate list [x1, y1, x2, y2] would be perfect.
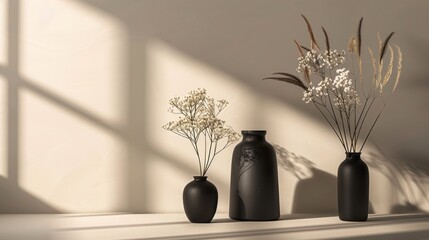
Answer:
[0, 0, 428, 214]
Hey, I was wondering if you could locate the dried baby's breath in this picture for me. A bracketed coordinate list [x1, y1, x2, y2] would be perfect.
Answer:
[163, 88, 240, 176]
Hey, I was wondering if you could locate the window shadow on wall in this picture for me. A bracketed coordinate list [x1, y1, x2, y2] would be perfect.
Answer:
[2, 0, 427, 214]
[365, 146, 429, 214]
[1, 0, 227, 213]
[0, 0, 59, 213]
[0, 176, 58, 213]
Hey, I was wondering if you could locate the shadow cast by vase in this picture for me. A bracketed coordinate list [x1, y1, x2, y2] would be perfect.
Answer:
[274, 145, 337, 214]
[292, 167, 338, 214]
[274, 145, 376, 215]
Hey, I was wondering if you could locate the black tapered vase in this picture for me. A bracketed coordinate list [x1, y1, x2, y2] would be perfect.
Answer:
[229, 130, 280, 221]
[183, 176, 218, 223]
[338, 152, 369, 221]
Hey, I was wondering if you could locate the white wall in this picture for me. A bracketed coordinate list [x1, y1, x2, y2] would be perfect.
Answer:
[0, 0, 428, 214]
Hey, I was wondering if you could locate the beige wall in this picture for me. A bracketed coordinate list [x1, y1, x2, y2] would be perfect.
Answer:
[0, 0, 428, 214]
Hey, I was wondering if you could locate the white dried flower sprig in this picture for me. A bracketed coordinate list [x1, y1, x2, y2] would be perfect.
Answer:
[265, 15, 403, 153]
[297, 49, 346, 76]
[303, 68, 360, 111]
[163, 88, 240, 176]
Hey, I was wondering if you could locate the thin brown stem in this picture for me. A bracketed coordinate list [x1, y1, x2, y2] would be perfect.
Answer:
[313, 102, 347, 151]
[346, 110, 354, 151]
[190, 140, 203, 176]
[327, 93, 346, 146]
[316, 99, 346, 147]
[352, 98, 369, 149]
[334, 90, 350, 152]
[204, 130, 207, 171]
[204, 141, 219, 176]
[356, 97, 376, 143]
[359, 105, 385, 151]
[204, 134, 214, 176]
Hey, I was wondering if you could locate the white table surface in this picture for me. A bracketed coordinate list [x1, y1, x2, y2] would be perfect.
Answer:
[1, 213, 428, 240]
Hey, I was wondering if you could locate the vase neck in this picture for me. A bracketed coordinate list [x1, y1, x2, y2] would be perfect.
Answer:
[193, 176, 207, 181]
[242, 130, 266, 141]
[346, 152, 361, 160]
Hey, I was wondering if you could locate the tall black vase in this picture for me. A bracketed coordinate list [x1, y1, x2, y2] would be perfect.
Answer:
[338, 152, 369, 221]
[229, 130, 280, 221]
[183, 176, 218, 223]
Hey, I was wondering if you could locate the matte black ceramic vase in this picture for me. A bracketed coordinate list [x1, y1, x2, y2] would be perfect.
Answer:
[229, 130, 280, 221]
[338, 152, 369, 221]
[183, 176, 218, 223]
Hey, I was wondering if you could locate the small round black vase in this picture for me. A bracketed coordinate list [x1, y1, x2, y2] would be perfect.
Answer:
[183, 176, 218, 223]
[229, 130, 280, 221]
[338, 152, 369, 221]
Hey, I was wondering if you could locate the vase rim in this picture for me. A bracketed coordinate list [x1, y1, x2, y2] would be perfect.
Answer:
[242, 130, 266, 135]
[345, 152, 362, 157]
[193, 176, 208, 180]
